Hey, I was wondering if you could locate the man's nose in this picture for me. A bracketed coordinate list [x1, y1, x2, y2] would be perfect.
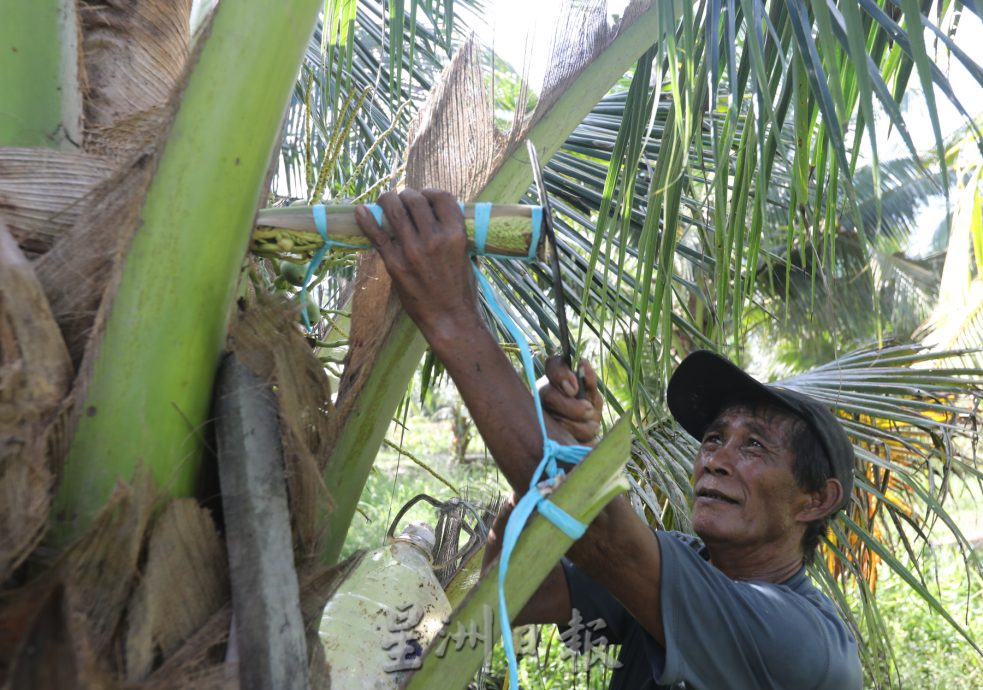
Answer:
[704, 443, 736, 474]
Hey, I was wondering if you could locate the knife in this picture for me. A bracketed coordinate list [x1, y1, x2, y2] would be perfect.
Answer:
[526, 140, 586, 399]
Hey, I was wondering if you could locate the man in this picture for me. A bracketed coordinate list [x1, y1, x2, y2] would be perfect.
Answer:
[354, 189, 863, 689]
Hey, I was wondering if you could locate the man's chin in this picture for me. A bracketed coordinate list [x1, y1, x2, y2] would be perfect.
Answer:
[691, 511, 739, 544]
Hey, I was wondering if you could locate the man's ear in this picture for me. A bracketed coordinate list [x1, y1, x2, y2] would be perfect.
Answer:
[797, 478, 843, 522]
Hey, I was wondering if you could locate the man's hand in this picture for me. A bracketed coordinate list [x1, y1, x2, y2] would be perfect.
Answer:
[355, 189, 481, 345]
[540, 357, 603, 445]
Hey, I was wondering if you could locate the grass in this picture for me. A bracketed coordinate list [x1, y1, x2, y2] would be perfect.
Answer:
[860, 478, 983, 688]
[863, 543, 983, 688]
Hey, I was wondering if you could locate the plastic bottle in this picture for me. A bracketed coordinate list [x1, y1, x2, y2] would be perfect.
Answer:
[319, 522, 453, 689]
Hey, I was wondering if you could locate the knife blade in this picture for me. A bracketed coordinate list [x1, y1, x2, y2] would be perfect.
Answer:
[526, 140, 585, 398]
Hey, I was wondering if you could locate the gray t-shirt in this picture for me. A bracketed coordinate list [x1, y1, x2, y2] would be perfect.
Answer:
[561, 531, 862, 689]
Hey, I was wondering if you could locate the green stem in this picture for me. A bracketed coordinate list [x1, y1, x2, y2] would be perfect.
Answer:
[55, 0, 322, 538]
[0, 0, 81, 148]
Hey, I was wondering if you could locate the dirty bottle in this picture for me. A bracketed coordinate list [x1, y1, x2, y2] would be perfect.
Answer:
[319, 522, 453, 689]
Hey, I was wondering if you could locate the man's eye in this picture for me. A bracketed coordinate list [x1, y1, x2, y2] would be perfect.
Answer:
[702, 433, 721, 445]
[747, 438, 764, 449]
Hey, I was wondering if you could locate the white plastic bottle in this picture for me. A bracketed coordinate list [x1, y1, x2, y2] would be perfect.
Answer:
[319, 522, 452, 689]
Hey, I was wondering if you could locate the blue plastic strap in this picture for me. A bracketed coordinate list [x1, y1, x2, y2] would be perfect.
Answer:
[473, 202, 493, 255]
[472, 264, 591, 689]
[537, 496, 587, 539]
[366, 203, 384, 225]
[300, 204, 363, 330]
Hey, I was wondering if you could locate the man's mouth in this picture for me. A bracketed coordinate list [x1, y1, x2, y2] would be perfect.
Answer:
[696, 488, 739, 505]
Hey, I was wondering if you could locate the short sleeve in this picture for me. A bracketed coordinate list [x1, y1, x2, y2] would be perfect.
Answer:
[560, 557, 631, 645]
[656, 532, 862, 690]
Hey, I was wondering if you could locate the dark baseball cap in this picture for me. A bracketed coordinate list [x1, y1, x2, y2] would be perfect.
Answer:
[667, 350, 854, 513]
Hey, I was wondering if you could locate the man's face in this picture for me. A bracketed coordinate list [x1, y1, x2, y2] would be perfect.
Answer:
[691, 405, 812, 552]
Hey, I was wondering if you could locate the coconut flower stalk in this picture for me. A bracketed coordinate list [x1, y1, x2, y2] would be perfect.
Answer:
[253, 203, 546, 262]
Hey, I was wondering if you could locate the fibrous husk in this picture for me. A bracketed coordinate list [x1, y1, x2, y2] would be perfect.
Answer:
[530, 0, 611, 127]
[0, 221, 72, 581]
[404, 37, 498, 200]
[3, 581, 112, 690]
[80, 0, 193, 135]
[125, 499, 228, 681]
[226, 294, 334, 563]
[132, 556, 362, 690]
[0, 474, 151, 685]
[84, 105, 174, 163]
[60, 468, 159, 673]
[0, 149, 115, 258]
[133, 603, 235, 690]
[492, 0, 656, 167]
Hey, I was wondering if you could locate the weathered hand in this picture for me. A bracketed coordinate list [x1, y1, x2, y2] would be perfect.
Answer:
[355, 189, 481, 342]
[540, 356, 603, 444]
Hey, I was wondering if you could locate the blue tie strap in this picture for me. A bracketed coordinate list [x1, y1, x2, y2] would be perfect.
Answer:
[300, 204, 368, 330]
[527, 206, 543, 261]
[471, 263, 592, 689]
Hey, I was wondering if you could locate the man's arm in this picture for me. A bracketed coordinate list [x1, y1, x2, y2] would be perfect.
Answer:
[478, 357, 603, 628]
[355, 189, 667, 645]
[480, 493, 571, 626]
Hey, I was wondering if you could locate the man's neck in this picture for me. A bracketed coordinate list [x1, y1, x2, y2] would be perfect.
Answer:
[704, 540, 804, 584]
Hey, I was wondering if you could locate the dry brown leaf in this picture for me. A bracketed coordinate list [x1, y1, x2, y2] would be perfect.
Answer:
[125, 499, 228, 681]
[80, 0, 193, 134]
[0, 149, 115, 258]
[0, 221, 72, 581]
[61, 468, 159, 672]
